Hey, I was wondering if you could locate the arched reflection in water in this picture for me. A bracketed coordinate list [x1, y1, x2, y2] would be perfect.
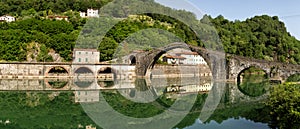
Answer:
[74, 67, 94, 77]
[74, 78, 94, 88]
[237, 67, 269, 97]
[98, 67, 117, 81]
[46, 79, 69, 89]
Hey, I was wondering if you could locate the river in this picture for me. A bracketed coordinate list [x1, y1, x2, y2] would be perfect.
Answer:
[0, 75, 272, 129]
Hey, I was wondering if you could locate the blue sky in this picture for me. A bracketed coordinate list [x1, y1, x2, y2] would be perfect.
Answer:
[155, 0, 300, 39]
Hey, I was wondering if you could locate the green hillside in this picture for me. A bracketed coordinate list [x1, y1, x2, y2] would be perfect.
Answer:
[0, 0, 299, 64]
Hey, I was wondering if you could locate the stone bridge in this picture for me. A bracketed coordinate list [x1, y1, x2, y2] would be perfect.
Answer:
[227, 55, 300, 82]
[133, 42, 300, 82]
[0, 62, 136, 80]
[0, 42, 298, 83]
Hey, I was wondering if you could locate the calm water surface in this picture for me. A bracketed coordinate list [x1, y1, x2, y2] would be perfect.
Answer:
[0, 75, 272, 129]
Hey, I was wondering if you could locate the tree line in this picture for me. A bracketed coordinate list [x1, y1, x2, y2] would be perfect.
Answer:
[0, 0, 300, 65]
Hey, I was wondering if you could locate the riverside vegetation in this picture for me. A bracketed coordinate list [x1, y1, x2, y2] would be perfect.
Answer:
[0, 0, 300, 128]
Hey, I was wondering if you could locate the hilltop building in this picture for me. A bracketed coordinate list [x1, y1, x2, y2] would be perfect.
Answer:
[73, 49, 100, 63]
[80, 9, 99, 18]
[0, 15, 15, 22]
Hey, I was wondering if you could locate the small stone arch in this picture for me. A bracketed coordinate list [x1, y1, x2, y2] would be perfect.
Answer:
[45, 66, 69, 77]
[129, 55, 136, 65]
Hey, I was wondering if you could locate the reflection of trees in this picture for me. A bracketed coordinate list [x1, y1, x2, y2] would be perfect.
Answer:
[174, 93, 208, 128]
[204, 102, 270, 124]
[48, 81, 68, 89]
[0, 92, 99, 128]
[102, 90, 165, 118]
[238, 67, 269, 97]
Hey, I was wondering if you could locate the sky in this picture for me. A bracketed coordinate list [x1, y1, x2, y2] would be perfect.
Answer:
[155, 0, 300, 39]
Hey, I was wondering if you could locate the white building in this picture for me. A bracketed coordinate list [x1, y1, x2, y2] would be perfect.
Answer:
[79, 12, 86, 17]
[0, 15, 15, 22]
[87, 9, 99, 17]
[79, 9, 99, 18]
[162, 52, 207, 65]
[73, 49, 100, 63]
[163, 55, 186, 65]
[177, 52, 207, 65]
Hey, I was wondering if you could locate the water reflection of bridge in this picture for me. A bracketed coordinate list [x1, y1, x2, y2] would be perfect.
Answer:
[0, 77, 267, 103]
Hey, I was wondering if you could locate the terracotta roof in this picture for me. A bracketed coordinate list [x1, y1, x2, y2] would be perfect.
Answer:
[73, 48, 99, 52]
[164, 55, 186, 59]
[176, 52, 199, 55]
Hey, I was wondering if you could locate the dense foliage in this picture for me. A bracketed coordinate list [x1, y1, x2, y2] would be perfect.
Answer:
[266, 84, 300, 129]
[209, 15, 300, 64]
[0, 0, 112, 16]
[0, 18, 80, 61]
[1, 0, 300, 64]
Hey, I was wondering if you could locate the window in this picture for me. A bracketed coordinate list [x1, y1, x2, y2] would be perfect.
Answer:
[78, 52, 81, 55]
[86, 58, 88, 62]
[86, 52, 88, 54]
[78, 58, 81, 62]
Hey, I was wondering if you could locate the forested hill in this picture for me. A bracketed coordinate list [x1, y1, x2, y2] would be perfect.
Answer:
[0, 0, 112, 16]
[209, 15, 300, 64]
[0, 0, 299, 64]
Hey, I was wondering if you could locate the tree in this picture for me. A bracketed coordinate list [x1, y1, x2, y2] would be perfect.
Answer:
[266, 84, 300, 129]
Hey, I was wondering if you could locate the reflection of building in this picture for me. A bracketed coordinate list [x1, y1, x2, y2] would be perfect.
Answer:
[166, 83, 213, 94]
[0, 15, 15, 22]
[181, 83, 212, 93]
[162, 52, 207, 65]
[73, 49, 100, 63]
[74, 91, 99, 103]
[80, 9, 99, 18]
